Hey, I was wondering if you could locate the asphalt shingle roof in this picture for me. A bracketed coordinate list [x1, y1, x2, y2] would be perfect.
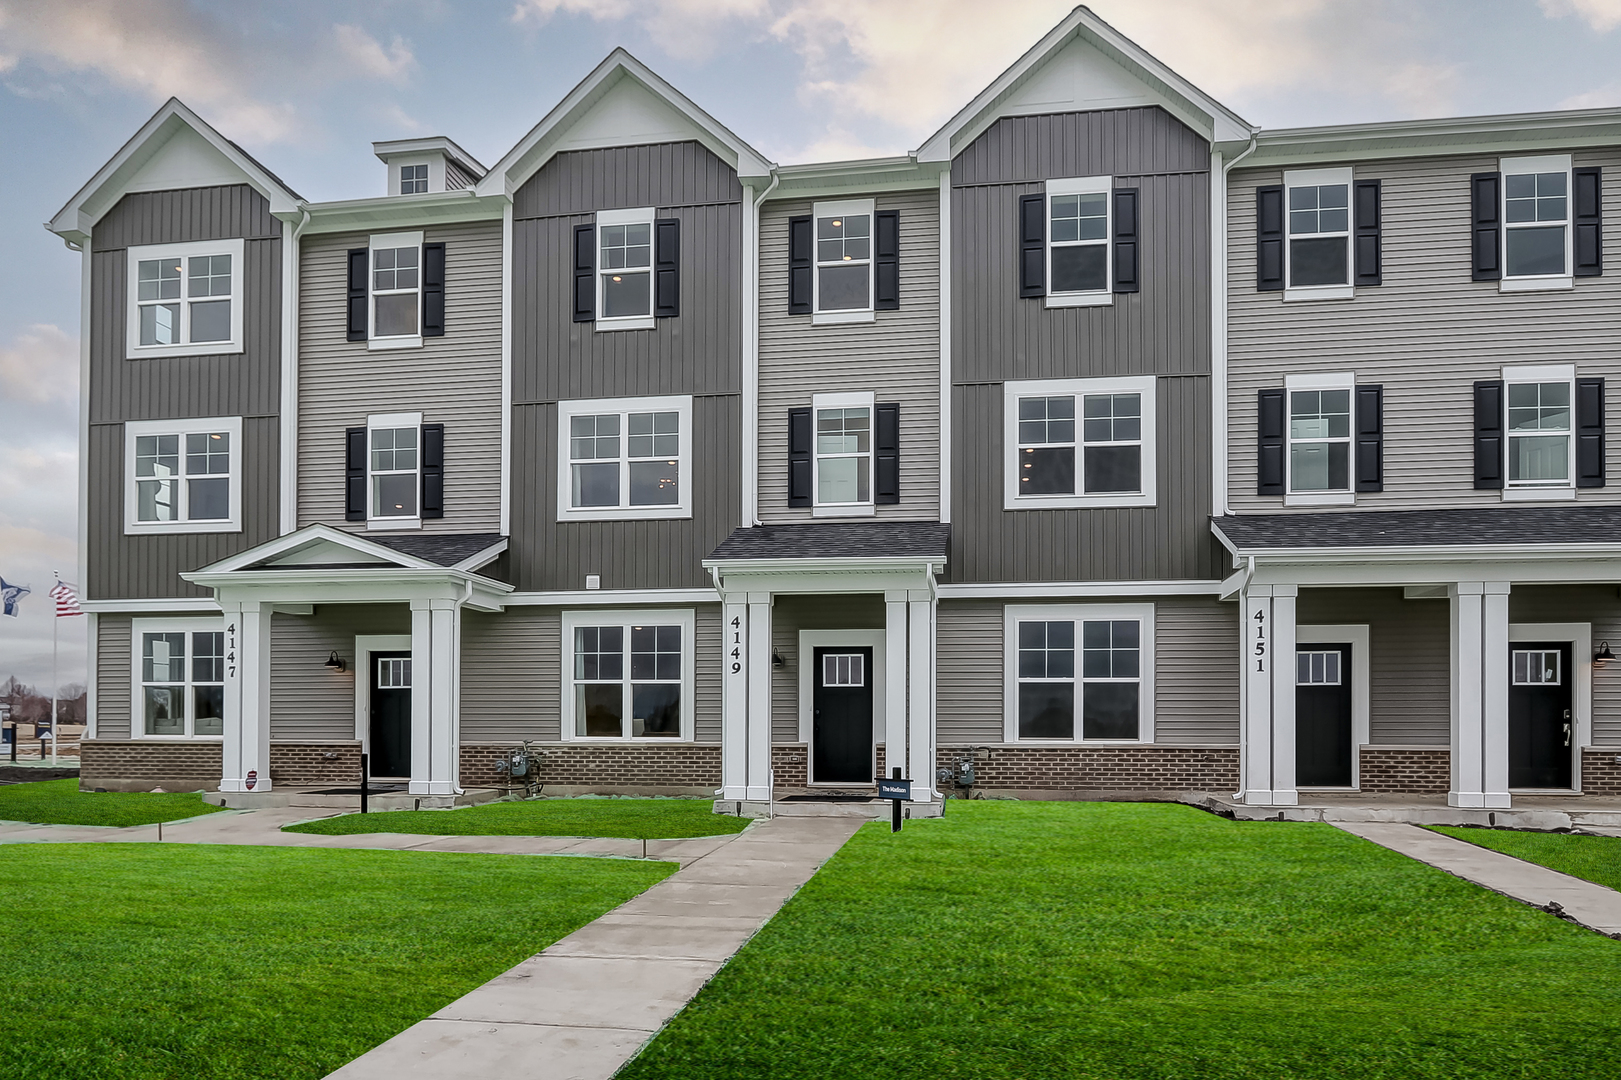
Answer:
[367, 532, 506, 567]
[1212, 507, 1621, 550]
[708, 522, 950, 561]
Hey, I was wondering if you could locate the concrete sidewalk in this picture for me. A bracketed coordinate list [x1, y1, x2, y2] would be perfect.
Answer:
[1335, 822, 1621, 937]
[324, 815, 864, 1080]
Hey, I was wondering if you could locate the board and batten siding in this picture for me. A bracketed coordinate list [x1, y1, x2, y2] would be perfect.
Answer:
[1509, 584, 1621, 746]
[269, 606, 409, 741]
[1227, 149, 1621, 512]
[769, 594, 887, 742]
[297, 220, 503, 534]
[934, 597, 1239, 745]
[95, 615, 133, 740]
[87, 186, 282, 599]
[459, 605, 722, 743]
[757, 190, 942, 522]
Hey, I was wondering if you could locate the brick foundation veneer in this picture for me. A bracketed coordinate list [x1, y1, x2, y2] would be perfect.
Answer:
[460, 742, 721, 792]
[270, 742, 362, 785]
[935, 744, 1239, 794]
[1358, 746, 1450, 794]
[80, 740, 222, 791]
[1582, 748, 1621, 795]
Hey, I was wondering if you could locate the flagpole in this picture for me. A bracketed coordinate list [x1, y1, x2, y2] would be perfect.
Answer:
[51, 581, 59, 766]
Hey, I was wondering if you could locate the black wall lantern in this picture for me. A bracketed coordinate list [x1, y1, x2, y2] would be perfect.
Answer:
[1596, 642, 1615, 668]
[324, 651, 347, 673]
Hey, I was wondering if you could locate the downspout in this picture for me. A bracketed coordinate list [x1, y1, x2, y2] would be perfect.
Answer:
[1233, 552, 1256, 800]
[1210, 131, 1259, 520]
[743, 173, 780, 528]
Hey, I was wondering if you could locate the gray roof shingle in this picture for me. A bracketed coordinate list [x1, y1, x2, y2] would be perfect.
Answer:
[1212, 507, 1621, 550]
[367, 533, 506, 567]
[708, 522, 950, 561]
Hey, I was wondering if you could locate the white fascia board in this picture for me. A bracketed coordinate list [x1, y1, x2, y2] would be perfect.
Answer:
[180, 566, 514, 600]
[299, 190, 505, 235]
[373, 137, 487, 179]
[765, 157, 948, 202]
[190, 523, 437, 574]
[1223, 541, 1621, 563]
[700, 556, 944, 575]
[81, 597, 223, 614]
[476, 50, 773, 199]
[1243, 108, 1621, 168]
[937, 580, 1225, 599]
[452, 539, 509, 573]
[503, 587, 720, 606]
[47, 98, 302, 244]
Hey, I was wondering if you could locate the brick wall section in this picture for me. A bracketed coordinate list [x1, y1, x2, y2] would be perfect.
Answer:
[270, 742, 361, 785]
[1359, 747, 1450, 794]
[773, 744, 808, 788]
[460, 743, 721, 790]
[934, 744, 1239, 792]
[80, 740, 222, 788]
[1583, 748, 1621, 795]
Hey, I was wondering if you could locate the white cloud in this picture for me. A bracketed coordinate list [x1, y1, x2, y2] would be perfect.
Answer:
[0, 324, 77, 407]
[1560, 82, 1621, 109]
[334, 24, 418, 82]
[1540, 0, 1621, 33]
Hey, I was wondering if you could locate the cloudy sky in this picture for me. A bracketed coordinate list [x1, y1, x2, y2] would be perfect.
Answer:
[3, 0, 1621, 692]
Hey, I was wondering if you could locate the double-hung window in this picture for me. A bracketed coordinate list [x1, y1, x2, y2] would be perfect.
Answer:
[1285, 373, 1354, 504]
[370, 231, 422, 345]
[562, 609, 695, 741]
[132, 618, 226, 739]
[1047, 176, 1112, 306]
[597, 207, 655, 329]
[1005, 604, 1155, 743]
[813, 198, 874, 323]
[1284, 167, 1352, 299]
[1504, 364, 1574, 494]
[557, 395, 692, 521]
[814, 391, 874, 516]
[1004, 376, 1156, 509]
[1502, 155, 1573, 289]
[126, 239, 245, 358]
[368, 412, 421, 525]
[124, 416, 242, 534]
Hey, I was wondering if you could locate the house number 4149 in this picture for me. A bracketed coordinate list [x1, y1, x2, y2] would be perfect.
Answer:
[729, 615, 743, 675]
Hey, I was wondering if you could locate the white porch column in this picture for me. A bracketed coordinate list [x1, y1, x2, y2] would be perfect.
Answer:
[884, 592, 908, 778]
[1240, 585, 1298, 806]
[746, 592, 773, 800]
[720, 596, 749, 800]
[1450, 581, 1512, 808]
[907, 591, 937, 801]
[219, 599, 273, 793]
[409, 598, 462, 796]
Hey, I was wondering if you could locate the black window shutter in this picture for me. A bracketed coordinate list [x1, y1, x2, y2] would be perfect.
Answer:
[572, 224, 595, 323]
[1256, 185, 1284, 292]
[1574, 167, 1603, 277]
[1354, 180, 1381, 286]
[1474, 380, 1504, 489]
[1471, 173, 1502, 281]
[421, 242, 446, 337]
[874, 210, 900, 310]
[1257, 388, 1285, 494]
[788, 407, 813, 506]
[1577, 377, 1605, 488]
[1112, 187, 1139, 294]
[346, 248, 369, 341]
[345, 427, 367, 520]
[655, 217, 680, 317]
[1355, 385, 1384, 492]
[875, 403, 900, 504]
[788, 215, 813, 315]
[1018, 193, 1045, 298]
[421, 423, 445, 518]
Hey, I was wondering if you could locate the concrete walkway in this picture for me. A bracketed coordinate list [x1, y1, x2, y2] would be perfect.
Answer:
[324, 815, 863, 1080]
[1335, 822, 1621, 937]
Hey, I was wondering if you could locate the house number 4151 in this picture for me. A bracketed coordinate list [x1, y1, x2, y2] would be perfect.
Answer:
[1252, 608, 1266, 672]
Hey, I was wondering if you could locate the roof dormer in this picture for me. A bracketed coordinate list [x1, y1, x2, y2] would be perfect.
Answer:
[373, 137, 487, 196]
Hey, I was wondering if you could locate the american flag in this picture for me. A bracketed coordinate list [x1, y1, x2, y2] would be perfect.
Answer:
[49, 579, 83, 617]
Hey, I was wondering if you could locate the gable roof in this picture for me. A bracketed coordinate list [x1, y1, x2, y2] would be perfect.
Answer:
[916, 5, 1253, 163]
[190, 524, 506, 575]
[46, 98, 303, 247]
[475, 48, 773, 198]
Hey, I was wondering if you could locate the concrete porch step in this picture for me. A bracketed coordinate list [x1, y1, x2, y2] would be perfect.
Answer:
[205, 787, 505, 811]
[1198, 794, 1621, 832]
[713, 797, 944, 820]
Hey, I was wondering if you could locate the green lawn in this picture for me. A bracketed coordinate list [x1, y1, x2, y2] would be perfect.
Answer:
[1430, 825, 1621, 892]
[620, 801, 1621, 1080]
[0, 778, 225, 826]
[284, 796, 753, 840]
[0, 844, 672, 1080]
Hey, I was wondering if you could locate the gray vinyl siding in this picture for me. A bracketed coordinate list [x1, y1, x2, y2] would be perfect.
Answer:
[297, 219, 503, 533]
[1509, 585, 1621, 745]
[757, 189, 941, 521]
[269, 606, 409, 741]
[1296, 587, 1451, 745]
[86, 186, 282, 600]
[935, 597, 1237, 745]
[508, 395, 739, 592]
[950, 377, 1223, 582]
[770, 594, 887, 742]
[95, 615, 133, 740]
[459, 605, 722, 743]
[949, 108, 1217, 584]
[1227, 148, 1621, 512]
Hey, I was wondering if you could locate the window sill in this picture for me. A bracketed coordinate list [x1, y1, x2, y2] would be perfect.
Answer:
[558, 507, 692, 523]
[812, 310, 875, 326]
[1502, 486, 1576, 502]
[369, 336, 423, 351]
[124, 521, 241, 536]
[1501, 276, 1574, 293]
[1045, 291, 1112, 309]
[562, 737, 695, 744]
[367, 517, 423, 531]
[1282, 284, 1354, 302]
[1004, 493, 1155, 511]
[812, 503, 877, 518]
[1008, 738, 1152, 746]
[1285, 491, 1355, 507]
[126, 342, 245, 360]
[132, 735, 224, 742]
[594, 316, 656, 332]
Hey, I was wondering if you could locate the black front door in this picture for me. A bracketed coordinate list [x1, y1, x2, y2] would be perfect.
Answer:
[1509, 642, 1573, 789]
[1296, 643, 1353, 787]
[369, 652, 412, 779]
[812, 646, 874, 784]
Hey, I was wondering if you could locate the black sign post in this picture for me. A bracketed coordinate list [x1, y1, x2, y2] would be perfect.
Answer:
[360, 752, 370, 814]
[878, 767, 911, 833]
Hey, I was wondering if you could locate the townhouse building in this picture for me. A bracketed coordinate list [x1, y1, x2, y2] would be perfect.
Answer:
[47, 7, 1621, 813]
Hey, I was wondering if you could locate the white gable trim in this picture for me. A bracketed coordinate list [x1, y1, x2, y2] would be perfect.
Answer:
[191, 523, 440, 575]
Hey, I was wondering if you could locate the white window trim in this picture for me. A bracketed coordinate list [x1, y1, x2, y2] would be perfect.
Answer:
[1003, 375, 1157, 510]
[130, 616, 226, 741]
[368, 230, 424, 351]
[1284, 371, 1356, 506]
[811, 390, 877, 518]
[396, 160, 432, 195]
[366, 411, 423, 530]
[1282, 167, 1355, 303]
[556, 394, 693, 522]
[1500, 154, 1574, 292]
[812, 198, 876, 325]
[1002, 603, 1156, 745]
[1045, 176, 1114, 309]
[595, 207, 657, 332]
[124, 415, 243, 535]
[125, 238, 246, 359]
[1501, 363, 1577, 501]
[560, 608, 696, 742]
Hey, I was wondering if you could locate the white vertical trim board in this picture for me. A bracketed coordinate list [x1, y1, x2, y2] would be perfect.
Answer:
[1295, 623, 1370, 790]
[797, 629, 886, 785]
[938, 167, 953, 524]
[500, 199, 513, 535]
[1210, 147, 1227, 518]
[279, 216, 299, 535]
[742, 181, 761, 527]
[78, 241, 92, 596]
